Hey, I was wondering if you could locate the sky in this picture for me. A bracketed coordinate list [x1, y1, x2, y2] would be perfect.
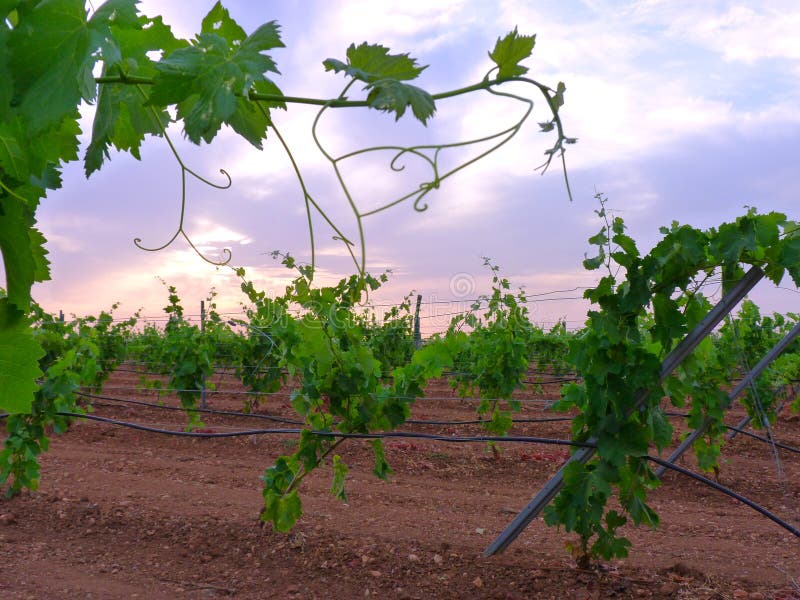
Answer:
[26, 0, 800, 334]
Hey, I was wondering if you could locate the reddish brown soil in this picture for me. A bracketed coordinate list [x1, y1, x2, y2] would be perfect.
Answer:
[1, 369, 799, 599]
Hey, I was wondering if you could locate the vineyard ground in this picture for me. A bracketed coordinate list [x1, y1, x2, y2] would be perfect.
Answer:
[1, 369, 798, 599]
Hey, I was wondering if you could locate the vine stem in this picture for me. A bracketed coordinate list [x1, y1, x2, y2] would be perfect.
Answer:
[311, 79, 367, 275]
[94, 74, 536, 106]
[97, 67, 572, 277]
[0, 179, 30, 204]
[131, 82, 233, 266]
[285, 436, 346, 495]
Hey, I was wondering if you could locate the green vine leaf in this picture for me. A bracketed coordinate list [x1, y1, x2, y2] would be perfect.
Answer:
[371, 439, 393, 480]
[229, 79, 286, 148]
[6, 0, 132, 131]
[551, 81, 566, 110]
[85, 12, 183, 175]
[261, 455, 302, 532]
[330, 455, 348, 502]
[0, 15, 12, 119]
[263, 488, 302, 533]
[200, 1, 246, 45]
[324, 42, 434, 124]
[777, 236, 800, 286]
[8, 0, 88, 128]
[489, 27, 536, 79]
[150, 11, 284, 145]
[0, 117, 29, 181]
[366, 79, 435, 123]
[323, 42, 426, 83]
[0, 299, 44, 414]
[0, 197, 50, 310]
[85, 88, 169, 176]
[87, 0, 143, 70]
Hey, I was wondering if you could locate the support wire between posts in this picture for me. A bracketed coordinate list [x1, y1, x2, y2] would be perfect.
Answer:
[483, 265, 765, 557]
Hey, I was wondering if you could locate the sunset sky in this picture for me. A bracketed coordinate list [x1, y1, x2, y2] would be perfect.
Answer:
[28, 0, 800, 333]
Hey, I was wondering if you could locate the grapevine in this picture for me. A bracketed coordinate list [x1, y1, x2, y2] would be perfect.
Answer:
[237, 256, 461, 531]
[0, 0, 570, 419]
[1, 1, 798, 572]
[545, 198, 800, 566]
[445, 259, 534, 446]
[0, 302, 135, 495]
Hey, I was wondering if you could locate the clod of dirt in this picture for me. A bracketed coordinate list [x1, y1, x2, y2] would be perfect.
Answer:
[662, 561, 704, 581]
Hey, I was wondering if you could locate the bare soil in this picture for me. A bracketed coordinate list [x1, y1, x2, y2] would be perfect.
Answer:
[1, 369, 799, 599]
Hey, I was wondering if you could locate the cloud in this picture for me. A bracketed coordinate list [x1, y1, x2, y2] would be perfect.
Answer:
[190, 219, 253, 246]
[635, 2, 800, 64]
[285, 0, 493, 71]
[19, 1, 800, 331]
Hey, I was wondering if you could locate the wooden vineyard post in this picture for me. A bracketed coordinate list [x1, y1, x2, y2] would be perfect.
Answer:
[200, 300, 207, 410]
[413, 294, 423, 350]
[483, 266, 765, 557]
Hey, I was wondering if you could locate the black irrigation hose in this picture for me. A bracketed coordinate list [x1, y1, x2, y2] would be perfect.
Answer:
[74, 384, 556, 405]
[407, 416, 575, 426]
[76, 391, 304, 425]
[1, 410, 798, 538]
[78, 384, 284, 397]
[56, 411, 590, 447]
[59, 411, 302, 437]
[82, 391, 800, 451]
[722, 423, 800, 456]
[74, 393, 800, 452]
[523, 377, 582, 385]
[48, 411, 800, 539]
[78, 390, 572, 427]
[664, 411, 800, 456]
[646, 455, 800, 538]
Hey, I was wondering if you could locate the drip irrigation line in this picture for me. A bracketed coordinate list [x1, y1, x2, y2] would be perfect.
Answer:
[721, 423, 800, 456]
[82, 391, 800, 453]
[646, 455, 800, 538]
[78, 385, 275, 396]
[661, 412, 800, 456]
[523, 376, 582, 385]
[407, 416, 575, 426]
[73, 384, 556, 405]
[116, 362, 286, 374]
[77, 391, 572, 427]
[120, 361, 788, 383]
[75, 392, 303, 425]
[28, 411, 800, 539]
[56, 411, 589, 448]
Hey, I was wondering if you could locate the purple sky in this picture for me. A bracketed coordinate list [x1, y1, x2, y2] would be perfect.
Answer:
[21, 1, 800, 333]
